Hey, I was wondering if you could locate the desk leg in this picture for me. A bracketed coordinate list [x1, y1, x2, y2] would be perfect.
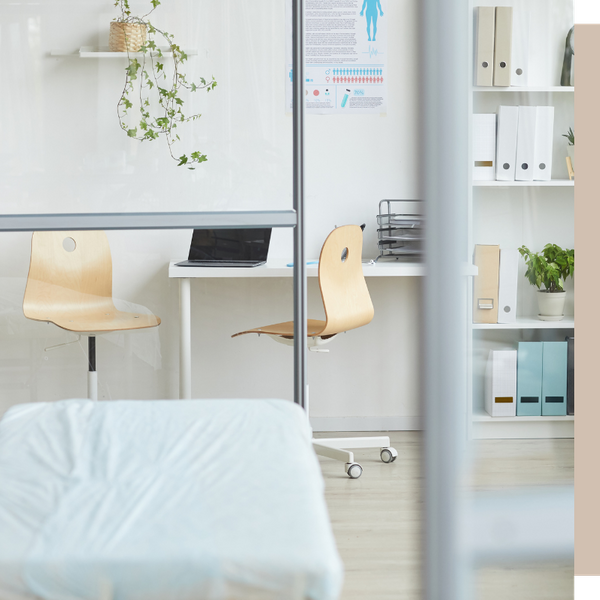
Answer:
[179, 277, 192, 399]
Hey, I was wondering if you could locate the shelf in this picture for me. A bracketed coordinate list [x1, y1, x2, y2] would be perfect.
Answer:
[472, 316, 574, 330]
[51, 46, 198, 58]
[472, 409, 574, 423]
[471, 409, 574, 439]
[472, 86, 574, 93]
[473, 179, 574, 187]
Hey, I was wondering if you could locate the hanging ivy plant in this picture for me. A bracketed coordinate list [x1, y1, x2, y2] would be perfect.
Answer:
[113, 0, 217, 169]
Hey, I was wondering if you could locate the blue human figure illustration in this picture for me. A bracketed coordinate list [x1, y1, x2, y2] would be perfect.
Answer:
[360, 0, 384, 42]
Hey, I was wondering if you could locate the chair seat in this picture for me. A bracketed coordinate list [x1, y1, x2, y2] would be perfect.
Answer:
[232, 319, 326, 339]
[24, 284, 160, 333]
[49, 308, 160, 333]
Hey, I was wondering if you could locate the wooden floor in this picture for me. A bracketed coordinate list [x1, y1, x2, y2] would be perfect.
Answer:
[314, 431, 574, 600]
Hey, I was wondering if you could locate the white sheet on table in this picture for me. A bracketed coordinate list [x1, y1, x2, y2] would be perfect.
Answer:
[0, 399, 343, 600]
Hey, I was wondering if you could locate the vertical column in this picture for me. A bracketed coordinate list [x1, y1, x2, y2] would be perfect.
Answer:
[420, 0, 469, 598]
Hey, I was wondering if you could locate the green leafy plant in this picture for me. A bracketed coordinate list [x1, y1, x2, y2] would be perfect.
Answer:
[562, 127, 574, 146]
[518, 244, 574, 293]
[114, 0, 217, 169]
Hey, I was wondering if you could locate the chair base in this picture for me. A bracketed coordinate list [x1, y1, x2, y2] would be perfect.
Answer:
[312, 436, 398, 479]
[88, 371, 98, 401]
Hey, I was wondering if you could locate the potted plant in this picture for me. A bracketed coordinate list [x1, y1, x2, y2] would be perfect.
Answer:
[112, 0, 217, 168]
[518, 243, 574, 321]
[563, 126, 574, 173]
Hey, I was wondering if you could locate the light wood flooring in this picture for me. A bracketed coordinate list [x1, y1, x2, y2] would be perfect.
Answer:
[314, 431, 574, 600]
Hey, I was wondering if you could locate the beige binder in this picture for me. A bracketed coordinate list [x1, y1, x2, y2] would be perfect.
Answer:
[475, 7, 495, 86]
[473, 244, 500, 324]
[493, 7, 513, 87]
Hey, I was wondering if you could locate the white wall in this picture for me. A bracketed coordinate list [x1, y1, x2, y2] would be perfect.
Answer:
[0, 0, 422, 430]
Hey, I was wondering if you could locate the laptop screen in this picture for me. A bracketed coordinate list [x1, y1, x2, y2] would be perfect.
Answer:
[188, 228, 272, 262]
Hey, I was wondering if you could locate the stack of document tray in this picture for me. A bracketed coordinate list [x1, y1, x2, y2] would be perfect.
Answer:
[375, 199, 424, 261]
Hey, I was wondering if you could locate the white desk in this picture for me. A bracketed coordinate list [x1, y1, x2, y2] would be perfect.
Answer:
[168, 259, 426, 399]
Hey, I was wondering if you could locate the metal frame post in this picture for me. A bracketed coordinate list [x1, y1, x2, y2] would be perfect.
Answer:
[292, 0, 307, 409]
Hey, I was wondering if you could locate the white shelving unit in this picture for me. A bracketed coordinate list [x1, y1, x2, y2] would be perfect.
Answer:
[467, 0, 575, 440]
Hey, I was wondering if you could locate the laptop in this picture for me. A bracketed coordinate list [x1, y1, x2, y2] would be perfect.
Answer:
[175, 228, 272, 268]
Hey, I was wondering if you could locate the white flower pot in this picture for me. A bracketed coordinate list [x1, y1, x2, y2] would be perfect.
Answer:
[537, 290, 566, 321]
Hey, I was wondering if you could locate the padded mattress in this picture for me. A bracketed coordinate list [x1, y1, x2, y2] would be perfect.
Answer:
[0, 399, 343, 600]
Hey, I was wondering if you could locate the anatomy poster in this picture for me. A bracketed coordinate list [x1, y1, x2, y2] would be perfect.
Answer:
[286, 0, 387, 115]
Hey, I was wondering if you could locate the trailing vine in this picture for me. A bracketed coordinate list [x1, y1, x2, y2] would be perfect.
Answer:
[114, 0, 217, 169]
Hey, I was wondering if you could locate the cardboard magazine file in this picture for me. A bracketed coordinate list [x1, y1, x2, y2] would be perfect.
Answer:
[473, 244, 500, 324]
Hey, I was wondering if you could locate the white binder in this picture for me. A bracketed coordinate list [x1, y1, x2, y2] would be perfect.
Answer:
[472, 113, 496, 181]
[495, 106, 519, 181]
[533, 106, 555, 181]
[485, 349, 517, 417]
[493, 7, 513, 87]
[475, 7, 495, 87]
[515, 106, 536, 181]
[497, 248, 519, 324]
[510, 5, 530, 86]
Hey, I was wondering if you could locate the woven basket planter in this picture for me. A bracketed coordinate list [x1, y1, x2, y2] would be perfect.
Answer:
[109, 22, 147, 52]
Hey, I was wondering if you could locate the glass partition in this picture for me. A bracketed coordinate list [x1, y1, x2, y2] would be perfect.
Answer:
[0, 0, 293, 216]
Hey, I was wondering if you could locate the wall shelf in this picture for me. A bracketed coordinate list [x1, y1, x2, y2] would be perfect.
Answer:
[51, 46, 197, 58]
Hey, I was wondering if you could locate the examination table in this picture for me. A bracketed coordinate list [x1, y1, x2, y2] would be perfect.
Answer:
[0, 399, 343, 600]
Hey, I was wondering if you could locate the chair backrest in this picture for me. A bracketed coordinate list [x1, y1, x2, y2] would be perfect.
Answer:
[318, 225, 374, 337]
[23, 231, 114, 323]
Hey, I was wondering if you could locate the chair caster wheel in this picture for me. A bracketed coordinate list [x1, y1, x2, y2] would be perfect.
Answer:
[380, 447, 398, 463]
[345, 462, 363, 479]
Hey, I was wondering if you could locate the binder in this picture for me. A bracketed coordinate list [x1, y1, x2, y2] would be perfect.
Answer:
[497, 248, 519, 324]
[515, 106, 536, 181]
[474, 7, 495, 87]
[510, 4, 530, 86]
[533, 106, 554, 181]
[493, 6, 513, 87]
[495, 105, 519, 181]
[517, 341, 542, 416]
[472, 114, 497, 181]
[566, 336, 574, 415]
[473, 244, 500, 324]
[485, 349, 517, 417]
[541, 341, 568, 416]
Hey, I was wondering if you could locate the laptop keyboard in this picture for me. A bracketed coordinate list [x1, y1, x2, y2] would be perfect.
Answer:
[178, 260, 265, 268]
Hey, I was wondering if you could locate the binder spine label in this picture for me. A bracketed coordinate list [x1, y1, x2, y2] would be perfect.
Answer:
[494, 397, 514, 404]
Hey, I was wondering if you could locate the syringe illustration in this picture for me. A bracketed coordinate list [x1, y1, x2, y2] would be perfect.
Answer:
[341, 89, 351, 108]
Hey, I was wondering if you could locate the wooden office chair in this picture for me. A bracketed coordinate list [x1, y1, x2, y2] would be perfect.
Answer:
[23, 231, 161, 400]
[233, 225, 398, 478]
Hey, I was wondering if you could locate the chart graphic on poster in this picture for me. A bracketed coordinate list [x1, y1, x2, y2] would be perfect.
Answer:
[286, 0, 387, 115]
